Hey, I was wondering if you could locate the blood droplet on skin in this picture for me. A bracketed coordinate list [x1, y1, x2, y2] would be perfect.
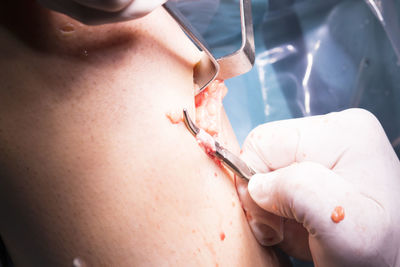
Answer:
[165, 110, 183, 124]
[214, 172, 218, 177]
[331, 206, 345, 223]
[211, 156, 223, 168]
[220, 232, 226, 241]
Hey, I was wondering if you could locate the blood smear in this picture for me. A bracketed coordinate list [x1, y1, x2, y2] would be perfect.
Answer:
[331, 206, 345, 223]
[220, 232, 226, 241]
[195, 128, 225, 169]
[196, 129, 216, 154]
[165, 110, 183, 124]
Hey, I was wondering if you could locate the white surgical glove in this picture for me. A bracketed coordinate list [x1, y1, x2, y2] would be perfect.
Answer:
[237, 108, 400, 267]
[37, 0, 167, 25]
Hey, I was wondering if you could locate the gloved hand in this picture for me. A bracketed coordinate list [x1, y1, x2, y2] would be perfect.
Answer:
[237, 108, 400, 267]
[37, 0, 167, 25]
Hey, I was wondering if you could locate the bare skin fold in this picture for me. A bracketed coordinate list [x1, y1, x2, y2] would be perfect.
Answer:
[0, 1, 290, 266]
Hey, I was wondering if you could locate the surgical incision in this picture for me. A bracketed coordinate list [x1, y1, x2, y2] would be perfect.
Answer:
[195, 80, 227, 137]
[165, 80, 228, 137]
[165, 80, 228, 167]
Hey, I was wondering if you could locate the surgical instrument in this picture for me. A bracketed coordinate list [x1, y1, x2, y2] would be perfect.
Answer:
[182, 109, 255, 181]
[163, 0, 255, 94]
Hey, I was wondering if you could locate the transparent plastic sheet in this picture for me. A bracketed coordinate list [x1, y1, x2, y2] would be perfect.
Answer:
[179, 0, 400, 157]
[208, 0, 400, 160]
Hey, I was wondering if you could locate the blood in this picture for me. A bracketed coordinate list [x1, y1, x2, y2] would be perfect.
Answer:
[197, 139, 215, 155]
[197, 147, 223, 168]
[195, 129, 223, 168]
[331, 206, 345, 223]
[165, 110, 183, 124]
[186, 81, 231, 176]
[211, 155, 223, 168]
[245, 211, 253, 221]
[219, 232, 226, 241]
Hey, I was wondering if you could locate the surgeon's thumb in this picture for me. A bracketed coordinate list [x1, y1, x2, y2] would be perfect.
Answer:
[247, 162, 355, 232]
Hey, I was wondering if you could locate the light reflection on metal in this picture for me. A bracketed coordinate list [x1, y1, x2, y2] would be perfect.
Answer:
[163, 2, 219, 94]
[163, 0, 255, 94]
[216, 0, 255, 80]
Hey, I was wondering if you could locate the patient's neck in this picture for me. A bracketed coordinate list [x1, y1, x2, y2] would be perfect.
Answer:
[0, 6, 202, 113]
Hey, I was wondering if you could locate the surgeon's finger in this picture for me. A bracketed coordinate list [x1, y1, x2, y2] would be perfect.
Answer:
[236, 177, 284, 246]
[240, 108, 386, 173]
[118, 0, 167, 18]
[248, 161, 357, 232]
[248, 160, 388, 250]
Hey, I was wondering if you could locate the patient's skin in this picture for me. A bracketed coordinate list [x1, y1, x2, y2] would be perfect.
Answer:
[0, 1, 288, 266]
